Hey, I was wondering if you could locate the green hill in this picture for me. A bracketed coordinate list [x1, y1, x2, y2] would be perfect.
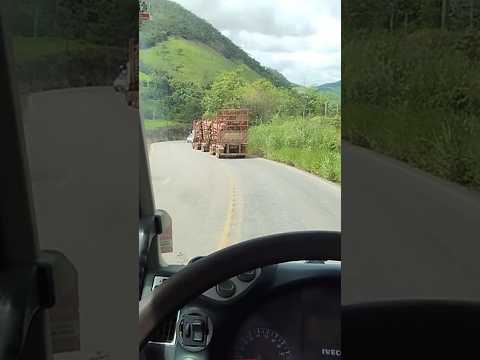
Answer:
[140, 37, 261, 86]
[316, 81, 341, 96]
[294, 83, 341, 105]
[140, 0, 291, 87]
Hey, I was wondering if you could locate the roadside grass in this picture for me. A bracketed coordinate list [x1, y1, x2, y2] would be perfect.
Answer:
[140, 71, 152, 83]
[248, 116, 341, 183]
[343, 103, 480, 189]
[143, 119, 180, 130]
[344, 29, 480, 190]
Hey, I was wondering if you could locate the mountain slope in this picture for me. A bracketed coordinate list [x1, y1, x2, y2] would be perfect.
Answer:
[316, 81, 341, 96]
[140, 0, 291, 87]
[140, 37, 262, 85]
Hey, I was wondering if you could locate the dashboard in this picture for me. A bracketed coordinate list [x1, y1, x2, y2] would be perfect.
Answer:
[141, 260, 341, 360]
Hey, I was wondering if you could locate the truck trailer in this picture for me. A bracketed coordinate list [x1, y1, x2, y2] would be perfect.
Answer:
[192, 119, 203, 150]
[209, 109, 249, 158]
[200, 119, 212, 152]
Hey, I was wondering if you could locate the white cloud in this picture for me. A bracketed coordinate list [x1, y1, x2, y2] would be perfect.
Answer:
[173, 0, 341, 86]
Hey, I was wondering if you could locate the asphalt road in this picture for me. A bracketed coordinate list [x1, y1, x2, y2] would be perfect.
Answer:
[148, 141, 341, 264]
[342, 142, 480, 304]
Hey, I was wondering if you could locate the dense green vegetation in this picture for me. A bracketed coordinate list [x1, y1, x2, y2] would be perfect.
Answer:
[10, 0, 136, 92]
[249, 117, 341, 182]
[344, 1, 480, 189]
[315, 81, 341, 98]
[201, 72, 339, 120]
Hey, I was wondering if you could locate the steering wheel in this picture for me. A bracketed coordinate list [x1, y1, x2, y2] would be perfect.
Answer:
[139, 231, 341, 348]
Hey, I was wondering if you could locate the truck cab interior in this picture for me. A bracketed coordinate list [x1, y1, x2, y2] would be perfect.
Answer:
[2, 5, 480, 360]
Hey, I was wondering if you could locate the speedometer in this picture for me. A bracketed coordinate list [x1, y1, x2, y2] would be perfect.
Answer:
[231, 327, 294, 360]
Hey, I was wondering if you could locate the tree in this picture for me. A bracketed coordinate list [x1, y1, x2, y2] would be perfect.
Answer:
[168, 78, 204, 121]
[239, 79, 285, 123]
[202, 69, 246, 115]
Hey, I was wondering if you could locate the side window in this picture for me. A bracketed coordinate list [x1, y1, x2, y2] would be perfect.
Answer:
[6, 1, 139, 359]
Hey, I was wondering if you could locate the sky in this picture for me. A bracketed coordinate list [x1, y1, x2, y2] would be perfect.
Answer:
[172, 0, 341, 86]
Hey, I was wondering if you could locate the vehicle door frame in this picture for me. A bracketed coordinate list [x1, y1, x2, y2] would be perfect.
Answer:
[0, 13, 52, 360]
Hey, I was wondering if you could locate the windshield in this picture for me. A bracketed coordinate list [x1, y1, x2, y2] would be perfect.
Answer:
[140, 0, 341, 265]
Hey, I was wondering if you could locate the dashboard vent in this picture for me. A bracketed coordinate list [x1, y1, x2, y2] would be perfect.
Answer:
[149, 312, 177, 343]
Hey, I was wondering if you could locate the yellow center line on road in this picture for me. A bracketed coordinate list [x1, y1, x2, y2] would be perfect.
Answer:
[218, 171, 236, 250]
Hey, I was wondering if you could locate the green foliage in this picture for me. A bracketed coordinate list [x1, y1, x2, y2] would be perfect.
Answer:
[344, 30, 480, 112]
[140, 71, 205, 122]
[139, 38, 265, 123]
[168, 78, 204, 121]
[344, 0, 480, 32]
[139, 71, 152, 82]
[201, 70, 339, 120]
[239, 79, 286, 122]
[315, 81, 341, 99]
[343, 0, 480, 189]
[343, 29, 480, 189]
[202, 70, 247, 115]
[343, 104, 480, 188]
[248, 117, 341, 182]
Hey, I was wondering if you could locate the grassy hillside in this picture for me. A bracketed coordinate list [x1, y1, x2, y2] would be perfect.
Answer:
[141, 0, 291, 87]
[140, 37, 262, 86]
[295, 84, 341, 106]
[316, 81, 341, 97]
